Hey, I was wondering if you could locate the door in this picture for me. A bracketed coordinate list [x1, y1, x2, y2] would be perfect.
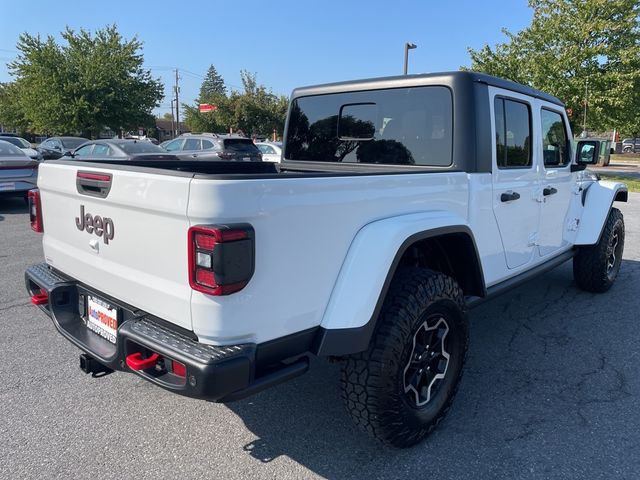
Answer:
[491, 93, 540, 269]
[537, 107, 574, 256]
[177, 138, 202, 160]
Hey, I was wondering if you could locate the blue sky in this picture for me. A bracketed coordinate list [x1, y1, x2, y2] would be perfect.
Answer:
[0, 0, 533, 116]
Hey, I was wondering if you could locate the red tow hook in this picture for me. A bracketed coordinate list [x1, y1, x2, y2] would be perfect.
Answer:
[31, 291, 49, 305]
[126, 352, 161, 371]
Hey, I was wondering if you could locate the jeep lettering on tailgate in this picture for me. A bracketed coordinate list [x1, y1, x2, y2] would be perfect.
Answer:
[75, 205, 115, 244]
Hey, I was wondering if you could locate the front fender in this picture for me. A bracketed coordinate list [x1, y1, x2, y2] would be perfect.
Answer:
[575, 180, 627, 246]
[315, 211, 472, 355]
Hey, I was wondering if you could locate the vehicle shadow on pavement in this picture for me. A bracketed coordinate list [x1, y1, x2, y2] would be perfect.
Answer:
[226, 259, 640, 479]
[0, 197, 29, 216]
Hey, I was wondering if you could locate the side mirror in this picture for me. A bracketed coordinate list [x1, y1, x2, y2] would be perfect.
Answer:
[576, 141, 598, 165]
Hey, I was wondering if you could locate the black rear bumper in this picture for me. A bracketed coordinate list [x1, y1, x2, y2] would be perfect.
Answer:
[25, 263, 309, 401]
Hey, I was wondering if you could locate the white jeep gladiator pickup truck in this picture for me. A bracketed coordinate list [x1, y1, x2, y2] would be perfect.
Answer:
[26, 72, 627, 447]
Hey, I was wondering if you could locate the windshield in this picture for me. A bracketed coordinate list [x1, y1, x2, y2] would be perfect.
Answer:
[0, 136, 30, 148]
[0, 140, 26, 156]
[61, 138, 88, 149]
[116, 141, 165, 154]
[223, 139, 260, 153]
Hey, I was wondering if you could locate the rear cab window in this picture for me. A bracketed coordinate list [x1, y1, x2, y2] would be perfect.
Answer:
[284, 86, 453, 166]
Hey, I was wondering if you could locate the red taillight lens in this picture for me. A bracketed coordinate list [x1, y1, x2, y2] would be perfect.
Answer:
[188, 224, 254, 296]
[195, 268, 215, 287]
[195, 232, 216, 250]
[28, 189, 43, 233]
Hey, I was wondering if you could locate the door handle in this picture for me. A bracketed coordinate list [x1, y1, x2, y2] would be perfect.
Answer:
[500, 191, 521, 202]
[543, 187, 558, 196]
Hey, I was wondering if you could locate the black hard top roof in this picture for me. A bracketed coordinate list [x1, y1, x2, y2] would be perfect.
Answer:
[291, 71, 564, 107]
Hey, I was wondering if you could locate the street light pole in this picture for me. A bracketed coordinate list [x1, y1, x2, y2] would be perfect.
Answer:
[404, 42, 417, 75]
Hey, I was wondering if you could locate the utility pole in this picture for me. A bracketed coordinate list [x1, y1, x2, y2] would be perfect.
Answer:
[174, 68, 180, 137]
[170, 99, 176, 139]
[582, 78, 588, 136]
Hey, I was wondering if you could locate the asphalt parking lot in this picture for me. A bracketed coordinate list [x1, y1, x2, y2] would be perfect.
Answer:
[1, 194, 639, 480]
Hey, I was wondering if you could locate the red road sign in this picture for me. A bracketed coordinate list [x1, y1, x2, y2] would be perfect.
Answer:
[199, 104, 217, 113]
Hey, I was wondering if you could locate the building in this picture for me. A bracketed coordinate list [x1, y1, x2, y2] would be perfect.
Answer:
[155, 119, 189, 142]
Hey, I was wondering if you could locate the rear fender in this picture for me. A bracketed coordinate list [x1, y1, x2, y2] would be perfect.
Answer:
[575, 180, 628, 246]
[315, 211, 481, 356]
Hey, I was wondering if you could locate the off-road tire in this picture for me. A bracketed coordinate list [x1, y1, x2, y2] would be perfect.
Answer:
[341, 268, 468, 448]
[573, 207, 624, 293]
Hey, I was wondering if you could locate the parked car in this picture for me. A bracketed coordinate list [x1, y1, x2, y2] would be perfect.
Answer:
[161, 133, 262, 161]
[0, 139, 38, 198]
[38, 137, 88, 160]
[256, 142, 282, 163]
[67, 139, 179, 161]
[621, 138, 640, 153]
[0, 135, 42, 161]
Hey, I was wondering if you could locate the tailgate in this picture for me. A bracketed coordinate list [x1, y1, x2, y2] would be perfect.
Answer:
[38, 162, 194, 331]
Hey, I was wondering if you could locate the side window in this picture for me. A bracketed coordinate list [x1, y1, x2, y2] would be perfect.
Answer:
[164, 139, 183, 152]
[52, 140, 63, 151]
[201, 140, 215, 150]
[258, 145, 275, 154]
[494, 97, 531, 168]
[541, 109, 569, 167]
[41, 140, 52, 149]
[183, 138, 200, 150]
[93, 144, 109, 156]
[74, 144, 94, 157]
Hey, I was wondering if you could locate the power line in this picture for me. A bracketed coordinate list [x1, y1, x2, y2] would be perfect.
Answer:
[180, 69, 205, 79]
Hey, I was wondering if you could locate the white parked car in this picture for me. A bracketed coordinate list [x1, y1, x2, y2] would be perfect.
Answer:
[256, 142, 282, 162]
[0, 135, 42, 161]
[25, 72, 627, 448]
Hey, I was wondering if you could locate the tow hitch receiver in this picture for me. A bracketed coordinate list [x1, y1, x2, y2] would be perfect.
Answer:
[79, 353, 114, 376]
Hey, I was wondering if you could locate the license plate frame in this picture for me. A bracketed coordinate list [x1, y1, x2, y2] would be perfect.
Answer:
[86, 295, 119, 344]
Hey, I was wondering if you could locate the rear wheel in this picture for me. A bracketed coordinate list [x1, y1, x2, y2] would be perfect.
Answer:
[341, 269, 468, 448]
[573, 208, 624, 293]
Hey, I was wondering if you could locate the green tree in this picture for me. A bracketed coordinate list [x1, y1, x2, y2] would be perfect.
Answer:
[466, 0, 640, 136]
[220, 71, 289, 136]
[0, 82, 29, 132]
[183, 64, 227, 133]
[199, 64, 226, 100]
[5, 25, 163, 137]
[184, 70, 289, 137]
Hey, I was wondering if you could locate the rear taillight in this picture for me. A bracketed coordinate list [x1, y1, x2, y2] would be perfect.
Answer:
[188, 224, 255, 296]
[28, 189, 43, 233]
[216, 152, 235, 160]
